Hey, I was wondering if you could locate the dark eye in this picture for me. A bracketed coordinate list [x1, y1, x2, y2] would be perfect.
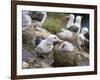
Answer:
[54, 37, 57, 39]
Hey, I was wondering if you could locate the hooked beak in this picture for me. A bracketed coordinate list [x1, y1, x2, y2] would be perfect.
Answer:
[57, 37, 64, 43]
[53, 38, 64, 46]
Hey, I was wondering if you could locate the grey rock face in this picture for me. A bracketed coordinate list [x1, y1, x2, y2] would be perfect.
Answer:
[22, 48, 52, 68]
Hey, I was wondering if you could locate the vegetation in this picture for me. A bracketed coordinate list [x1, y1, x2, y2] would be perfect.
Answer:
[43, 12, 67, 34]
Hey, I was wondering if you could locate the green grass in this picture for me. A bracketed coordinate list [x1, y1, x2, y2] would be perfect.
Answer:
[43, 12, 67, 34]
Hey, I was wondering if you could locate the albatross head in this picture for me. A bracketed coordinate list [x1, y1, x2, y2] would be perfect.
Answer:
[46, 35, 62, 43]
[75, 16, 82, 25]
[67, 14, 75, 20]
[81, 27, 88, 35]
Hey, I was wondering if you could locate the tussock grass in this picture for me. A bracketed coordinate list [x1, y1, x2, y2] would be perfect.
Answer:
[43, 13, 67, 34]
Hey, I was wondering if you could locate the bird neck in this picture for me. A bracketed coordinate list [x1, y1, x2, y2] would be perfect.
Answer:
[81, 30, 86, 35]
[66, 18, 74, 28]
[76, 20, 81, 25]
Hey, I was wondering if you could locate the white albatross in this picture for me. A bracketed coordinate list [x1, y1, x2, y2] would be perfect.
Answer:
[57, 29, 73, 41]
[77, 27, 89, 50]
[68, 16, 82, 34]
[53, 41, 77, 67]
[58, 15, 82, 40]
[35, 34, 62, 58]
[66, 14, 75, 29]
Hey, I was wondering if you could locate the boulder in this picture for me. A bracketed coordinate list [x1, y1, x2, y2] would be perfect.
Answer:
[22, 25, 36, 44]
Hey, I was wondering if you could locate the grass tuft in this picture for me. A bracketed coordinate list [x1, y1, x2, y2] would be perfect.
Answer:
[43, 13, 67, 34]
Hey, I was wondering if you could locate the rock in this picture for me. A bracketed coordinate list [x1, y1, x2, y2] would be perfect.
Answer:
[29, 58, 52, 68]
[29, 12, 44, 21]
[32, 20, 42, 29]
[22, 11, 32, 28]
[22, 25, 36, 44]
[22, 48, 37, 63]
[22, 48, 52, 68]
[22, 61, 29, 69]
[35, 28, 51, 38]
[77, 52, 89, 66]
[29, 12, 47, 25]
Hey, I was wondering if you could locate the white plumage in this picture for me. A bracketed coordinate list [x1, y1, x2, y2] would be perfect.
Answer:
[59, 41, 74, 52]
[35, 35, 61, 56]
[68, 16, 82, 34]
[81, 27, 88, 35]
[57, 29, 73, 40]
[77, 27, 89, 46]
[77, 34, 86, 46]
[57, 15, 82, 41]
[66, 14, 75, 29]
[75, 16, 82, 34]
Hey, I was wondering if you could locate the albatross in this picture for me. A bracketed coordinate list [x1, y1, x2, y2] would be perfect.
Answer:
[65, 14, 75, 29]
[35, 34, 62, 58]
[67, 15, 82, 34]
[57, 29, 73, 41]
[57, 15, 82, 41]
[79, 27, 89, 52]
[76, 27, 89, 51]
[53, 41, 79, 67]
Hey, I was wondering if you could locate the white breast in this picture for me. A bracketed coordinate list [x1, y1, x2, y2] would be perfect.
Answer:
[36, 40, 53, 53]
[77, 34, 85, 46]
[57, 30, 73, 40]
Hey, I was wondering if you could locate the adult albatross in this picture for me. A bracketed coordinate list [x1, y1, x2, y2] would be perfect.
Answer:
[65, 14, 75, 29]
[35, 34, 62, 58]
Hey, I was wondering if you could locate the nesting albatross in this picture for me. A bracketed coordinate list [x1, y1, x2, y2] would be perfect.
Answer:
[77, 27, 89, 46]
[35, 34, 62, 58]
[77, 27, 89, 53]
[57, 29, 73, 41]
[53, 41, 79, 67]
